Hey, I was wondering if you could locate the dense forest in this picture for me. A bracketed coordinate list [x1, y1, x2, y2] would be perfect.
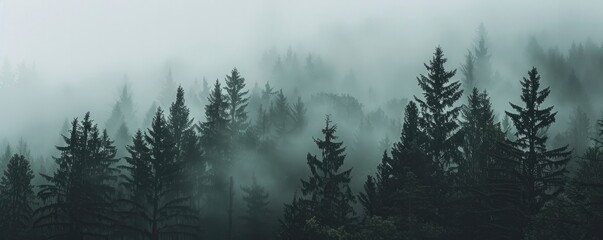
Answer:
[2, 2, 603, 239]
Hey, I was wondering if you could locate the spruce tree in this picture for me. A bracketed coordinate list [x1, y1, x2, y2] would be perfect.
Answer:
[169, 86, 195, 161]
[118, 108, 199, 240]
[459, 88, 502, 182]
[289, 96, 307, 134]
[241, 175, 271, 240]
[199, 79, 230, 181]
[278, 192, 310, 240]
[35, 113, 119, 239]
[460, 51, 476, 93]
[113, 121, 130, 159]
[198, 79, 231, 238]
[299, 116, 355, 228]
[488, 67, 571, 238]
[224, 68, 249, 137]
[261, 81, 276, 106]
[0, 154, 35, 239]
[414, 46, 463, 171]
[271, 89, 290, 135]
[473, 23, 492, 86]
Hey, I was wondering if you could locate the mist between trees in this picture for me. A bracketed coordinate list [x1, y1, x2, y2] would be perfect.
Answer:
[1, 16, 603, 240]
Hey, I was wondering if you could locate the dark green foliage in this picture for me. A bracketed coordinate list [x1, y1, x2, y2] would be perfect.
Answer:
[459, 88, 503, 182]
[300, 116, 355, 228]
[241, 176, 271, 240]
[278, 193, 311, 240]
[414, 46, 463, 171]
[118, 108, 199, 239]
[0, 154, 35, 239]
[224, 68, 249, 137]
[199, 79, 230, 171]
[35, 113, 119, 239]
[487, 67, 571, 238]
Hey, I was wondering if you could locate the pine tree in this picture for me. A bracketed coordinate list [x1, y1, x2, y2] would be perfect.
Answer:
[386, 101, 439, 236]
[261, 81, 276, 106]
[1, 144, 11, 171]
[271, 89, 290, 135]
[289, 97, 307, 134]
[299, 116, 355, 228]
[169, 86, 195, 160]
[118, 82, 135, 123]
[224, 68, 249, 137]
[359, 151, 393, 217]
[118, 108, 199, 240]
[106, 103, 125, 133]
[114, 121, 130, 159]
[199, 79, 230, 179]
[255, 104, 272, 140]
[198, 79, 231, 238]
[459, 88, 502, 182]
[143, 102, 158, 129]
[278, 192, 310, 240]
[488, 67, 571, 238]
[35, 113, 120, 239]
[241, 175, 271, 240]
[414, 46, 463, 171]
[474, 23, 492, 86]
[0, 154, 35, 239]
[460, 51, 476, 93]
[566, 107, 591, 158]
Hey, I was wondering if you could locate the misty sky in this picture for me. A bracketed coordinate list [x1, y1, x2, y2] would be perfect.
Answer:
[1, 0, 603, 155]
[1, 0, 601, 79]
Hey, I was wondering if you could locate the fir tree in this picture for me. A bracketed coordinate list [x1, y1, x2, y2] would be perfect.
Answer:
[113, 121, 130, 159]
[459, 88, 502, 182]
[460, 50, 476, 93]
[289, 96, 307, 134]
[261, 81, 276, 106]
[488, 67, 571, 238]
[414, 46, 463, 171]
[118, 108, 199, 240]
[241, 175, 271, 240]
[299, 116, 355, 228]
[271, 89, 290, 135]
[474, 23, 492, 86]
[199, 79, 230, 178]
[198, 79, 231, 238]
[224, 68, 249, 137]
[106, 103, 125, 133]
[35, 113, 120, 239]
[0, 154, 35, 239]
[169, 86, 195, 160]
[278, 192, 310, 240]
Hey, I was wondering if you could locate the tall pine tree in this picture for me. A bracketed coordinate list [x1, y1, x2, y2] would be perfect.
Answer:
[224, 68, 249, 138]
[35, 113, 119, 239]
[0, 154, 35, 239]
[487, 67, 571, 238]
[414, 46, 463, 171]
[241, 175, 271, 240]
[118, 108, 199, 240]
[299, 116, 355, 228]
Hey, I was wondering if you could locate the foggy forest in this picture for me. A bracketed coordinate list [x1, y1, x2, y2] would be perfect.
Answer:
[1, 1, 603, 239]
